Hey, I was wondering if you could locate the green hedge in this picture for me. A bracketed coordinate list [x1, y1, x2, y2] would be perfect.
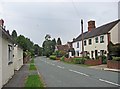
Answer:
[72, 57, 86, 64]
[112, 57, 120, 61]
[49, 55, 56, 60]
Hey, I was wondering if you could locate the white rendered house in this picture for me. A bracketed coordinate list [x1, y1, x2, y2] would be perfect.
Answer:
[13, 45, 23, 71]
[72, 19, 120, 58]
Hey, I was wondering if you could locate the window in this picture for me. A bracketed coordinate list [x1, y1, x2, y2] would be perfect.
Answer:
[100, 36, 104, 43]
[95, 37, 98, 43]
[84, 40, 87, 46]
[77, 51, 79, 56]
[77, 42, 79, 48]
[8, 45, 13, 65]
[89, 39, 92, 45]
[100, 50, 104, 55]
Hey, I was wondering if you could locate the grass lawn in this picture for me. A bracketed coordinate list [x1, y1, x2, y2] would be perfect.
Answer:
[29, 64, 37, 70]
[25, 75, 44, 87]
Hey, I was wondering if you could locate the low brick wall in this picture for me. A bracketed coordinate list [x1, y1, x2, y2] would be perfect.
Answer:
[56, 57, 60, 60]
[107, 60, 120, 69]
[64, 58, 72, 62]
[84, 59, 102, 66]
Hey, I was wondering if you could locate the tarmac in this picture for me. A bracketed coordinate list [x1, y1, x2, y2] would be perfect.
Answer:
[2, 63, 120, 88]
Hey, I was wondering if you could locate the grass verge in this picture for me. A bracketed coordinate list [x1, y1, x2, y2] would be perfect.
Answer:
[29, 64, 37, 70]
[25, 75, 44, 87]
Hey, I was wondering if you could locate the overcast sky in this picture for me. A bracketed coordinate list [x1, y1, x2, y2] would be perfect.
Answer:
[0, 0, 119, 46]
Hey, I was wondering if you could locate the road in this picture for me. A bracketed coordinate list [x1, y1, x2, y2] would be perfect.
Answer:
[35, 56, 120, 87]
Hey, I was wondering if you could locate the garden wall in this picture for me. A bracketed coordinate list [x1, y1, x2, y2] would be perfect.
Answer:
[107, 60, 120, 69]
[84, 59, 102, 66]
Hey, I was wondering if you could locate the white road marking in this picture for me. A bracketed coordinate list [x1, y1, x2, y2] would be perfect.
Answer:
[69, 69, 89, 77]
[50, 63, 55, 66]
[57, 66, 65, 69]
[99, 78, 120, 87]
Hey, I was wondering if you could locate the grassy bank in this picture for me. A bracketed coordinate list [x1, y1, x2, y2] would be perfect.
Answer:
[25, 75, 44, 87]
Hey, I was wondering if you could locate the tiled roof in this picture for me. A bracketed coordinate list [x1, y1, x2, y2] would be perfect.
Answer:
[56, 45, 69, 52]
[73, 19, 120, 42]
[0, 26, 14, 43]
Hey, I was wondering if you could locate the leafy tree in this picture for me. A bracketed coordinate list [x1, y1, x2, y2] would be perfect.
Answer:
[45, 34, 51, 41]
[57, 37, 62, 45]
[11, 30, 17, 42]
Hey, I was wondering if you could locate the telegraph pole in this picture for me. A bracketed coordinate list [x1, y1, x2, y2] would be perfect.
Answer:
[81, 19, 84, 57]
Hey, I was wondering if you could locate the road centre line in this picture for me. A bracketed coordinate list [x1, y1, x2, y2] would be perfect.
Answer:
[99, 78, 120, 87]
[69, 69, 89, 77]
[57, 66, 65, 69]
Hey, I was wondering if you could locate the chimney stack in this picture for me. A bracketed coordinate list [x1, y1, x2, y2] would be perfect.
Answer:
[88, 20, 96, 32]
[0, 19, 4, 27]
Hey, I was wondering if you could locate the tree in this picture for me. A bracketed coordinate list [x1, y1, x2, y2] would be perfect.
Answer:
[33, 44, 40, 56]
[57, 37, 62, 45]
[11, 30, 17, 42]
[42, 35, 56, 57]
[45, 34, 51, 41]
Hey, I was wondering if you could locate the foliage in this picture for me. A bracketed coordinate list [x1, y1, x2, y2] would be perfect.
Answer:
[11, 30, 17, 42]
[112, 56, 120, 61]
[100, 55, 107, 64]
[84, 56, 90, 59]
[33, 44, 42, 56]
[29, 64, 37, 70]
[49, 55, 56, 60]
[25, 75, 44, 87]
[60, 56, 65, 61]
[57, 37, 62, 45]
[72, 57, 86, 64]
[42, 35, 56, 57]
[45, 34, 51, 41]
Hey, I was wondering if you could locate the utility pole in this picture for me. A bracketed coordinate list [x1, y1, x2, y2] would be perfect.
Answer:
[81, 19, 84, 57]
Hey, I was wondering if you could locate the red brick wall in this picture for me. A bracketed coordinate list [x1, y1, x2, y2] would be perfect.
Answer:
[107, 60, 120, 69]
[84, 59, 102, 66]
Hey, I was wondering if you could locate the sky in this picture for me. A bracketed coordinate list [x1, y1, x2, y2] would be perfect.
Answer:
[0, 0, 119, 47]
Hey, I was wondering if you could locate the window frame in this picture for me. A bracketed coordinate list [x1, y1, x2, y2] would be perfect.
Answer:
[77, 42, 79, 48]
[89, 39, 92, 45]
[100, 35, 104, 43]
[8, 45, 13, 65]
[95, 37, 98, 43]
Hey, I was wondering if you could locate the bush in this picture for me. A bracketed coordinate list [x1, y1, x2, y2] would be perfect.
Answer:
[112, 56, 120, 61]
[49, 55, 56, 60]
[60, 56, 65, 61]
[98, 55, 107, 64]
[72, 57, 86, 64]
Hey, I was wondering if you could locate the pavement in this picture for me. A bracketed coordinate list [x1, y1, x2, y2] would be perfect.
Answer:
[3, 64, 29, 88]
[88, 64, 120, 72]
[35, 56, 120, 87]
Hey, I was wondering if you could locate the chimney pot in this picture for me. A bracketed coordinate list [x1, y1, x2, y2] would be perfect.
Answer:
[88, 20, 96, 32]
[0, 19, 4, 27]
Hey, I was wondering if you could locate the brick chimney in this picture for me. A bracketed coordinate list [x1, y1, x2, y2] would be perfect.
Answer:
[0, 19, 4, 27]
[88, 20, 96, 32]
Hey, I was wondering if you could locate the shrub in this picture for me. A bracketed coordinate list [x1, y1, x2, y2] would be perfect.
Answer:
[112, 56, 120, 61]
[72, 57, 86, 64]
[49, 55, 56, 60]
[98, 55, 107, 64]
[60, 56, 65, 61]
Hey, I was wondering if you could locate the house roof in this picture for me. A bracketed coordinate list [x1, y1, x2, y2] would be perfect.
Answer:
[56, 45, 70, 52]
[0, 26, 14, 43]
[73, 19, 120, 42]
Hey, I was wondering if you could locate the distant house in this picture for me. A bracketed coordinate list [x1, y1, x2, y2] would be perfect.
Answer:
[0, 19, 14, 88]
[72, 19, 120, 58]
[55, 42, 75, 57]
[13, 45, 23, 71]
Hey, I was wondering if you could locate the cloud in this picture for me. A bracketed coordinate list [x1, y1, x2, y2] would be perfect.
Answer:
[1, 1, 118, 46]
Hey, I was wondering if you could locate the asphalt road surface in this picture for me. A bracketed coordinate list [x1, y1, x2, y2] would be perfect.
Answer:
[34, 56, 120, 87]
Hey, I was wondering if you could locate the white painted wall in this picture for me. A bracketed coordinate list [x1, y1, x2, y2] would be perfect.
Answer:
[0, 28, 2, 89]
[84, 34, 108, 58]
[2, 38, 14, 86]
[109, 21, 120, 44]
[13, 45, 23, 71]
[73, 41, 82, 57]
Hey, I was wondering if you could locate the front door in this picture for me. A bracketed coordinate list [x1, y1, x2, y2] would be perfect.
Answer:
[95, 50, 98, 59]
